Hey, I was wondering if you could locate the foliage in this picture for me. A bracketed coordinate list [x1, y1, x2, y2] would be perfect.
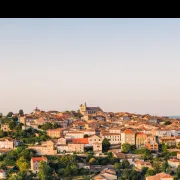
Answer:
[121, 143, 131, 153]
[164, 121, 172, 125]
[7, 112, 13, 118]
[38, 161, 53, 180]
[145, 169, 156, 176]
[19, 109, 24, 116]
[41, 122, 53, 130]
[161, 161, 168, 173]
[102, 138, 110, 152]
[16, 156, 29, 172]
[121, 159, 130, 169]
[142, 149, 153, 160]
[84, 134, 89, 138]
[152, 158, 162, 173]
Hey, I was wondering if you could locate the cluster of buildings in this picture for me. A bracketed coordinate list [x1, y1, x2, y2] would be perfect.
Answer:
[0, 103, 180, 179]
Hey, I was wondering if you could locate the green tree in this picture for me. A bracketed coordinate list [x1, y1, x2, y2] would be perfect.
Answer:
[121, 143, 131, 153]
[7, 112, 13, 118]
[141, 167, 148, 176]
[142, 149, 153, 160]
[102, 138, 110, 152]
[53, 123, 60, 129]
[114, 162, 121, 171]
[84, 134, 89, 138]
[16, 157, 29, 172]
[121, 159, 130, 169]
[176, 165, 180, 178]
[19, 109, 24, 116]
[9, 121, 16, 130]
[153, 158, 162, 173]
[0, 113, 2, 118]
[38, 161, 53, 180]
[161, 161, 168, 172]
[145, 169, 156, 176]
[162, 143, 168, 152]
[41, 122, 53, 130]
[164, 121, 172, 125]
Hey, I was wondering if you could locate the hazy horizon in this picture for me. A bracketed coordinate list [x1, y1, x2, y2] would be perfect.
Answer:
[1, 18, 180, 116]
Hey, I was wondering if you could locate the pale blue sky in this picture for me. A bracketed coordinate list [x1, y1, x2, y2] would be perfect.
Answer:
[0, 18, 180, 116]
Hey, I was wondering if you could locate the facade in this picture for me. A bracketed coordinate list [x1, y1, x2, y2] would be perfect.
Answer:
[136, 132, 147, 149]
[168, 159, 180, 168]
[0, 138, 17, 149]
[145, 136, 158, 151]
[101, 132, 121, 145]
[65, 132, 84, 139]
[152, 129, 172, 137]
[88, 135, 103, 144]
[109, 128, 121, 134]
[134, 160, 152, 171]
[47, 128, 63, 138]
[28, 140, 57, 155]
[159, 137, 176, 147]
[121, 129, 135, 146]
[1, 124, 11, 132]
[79, 102, 103, 115]
[0, 169, 6, 179]
[68, 143, 85, 153]
[31, 156, 47, 173]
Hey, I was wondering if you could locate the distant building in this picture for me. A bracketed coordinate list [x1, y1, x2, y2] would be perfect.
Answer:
[136, 132, 147, 149]
[80, 102, 103, 116]
[31, 156, 47, 174]
[0, 138, 18, 149]
[121, 129, 135, 146]
[1, 124, 11, 132]
[47, 128, 63, 138]
[0, 169, 6, 179]
[28, 140, 57, 155]
[101, 132, 121, 145]
[145, 136, 158, 151]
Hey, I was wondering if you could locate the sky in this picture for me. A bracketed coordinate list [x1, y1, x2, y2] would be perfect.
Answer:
[0, 18, 180, 116]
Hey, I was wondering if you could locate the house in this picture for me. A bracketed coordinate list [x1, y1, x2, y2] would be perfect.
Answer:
[57, 145, 69, 153]
[94, 168, 117, 180]
[0, 138, 18, 149]
[83, 129, 96, 136]
[136, 132, 147, 149]
[28, 140, 57, 155]
[109, 128, 121, 134]
[47, 128, 63, 138]
[88, 135, 103, 144]
[152, 129, 172, 137]
[121, 129, 135, 146]
[145, 136, 158, 151]
[68, 143, 85, 153]
[146, 172, 174, 180]
[0, 169, 6, 179]
[177, 151, 180, 159]
[79, 102, 103, 116]
[159, 137, 176, 147]
[57, 138, 66, 145]
[31, 156, 47, 173]
[134, 160, 152, 171]
[1, 124, 11, 132]
[168, 159, 180, 168]
[65, 132, 84, 139]
[101, 132, 121, 145]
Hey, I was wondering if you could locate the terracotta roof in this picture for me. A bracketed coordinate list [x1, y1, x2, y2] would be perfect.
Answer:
[136, 132, 147, 137]
[122, 129, 135, 134]
[146, 172, 173, 180]
[72, 138, 89, 144]
[31, 156, 47, 162]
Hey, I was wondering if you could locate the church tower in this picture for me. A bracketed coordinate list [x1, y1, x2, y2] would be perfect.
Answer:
[79, 102, 87, 115]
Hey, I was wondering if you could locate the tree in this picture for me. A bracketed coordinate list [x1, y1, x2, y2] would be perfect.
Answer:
[121, 159, 130, 169]
[114, 162, 121, 171]
[145, 169, 156, 176]
[176, 165, 180, 178]
[161, 161, 168, 172]
[162, 143, 168, 152]
[53, 123, 60, 129]
[142, 149, 153, 160]
[102, 138, 110, 152]
[7, 112, 13, 118]
[19, 109, 24, 116]
[16, 157, 29, 172]
[89, 158, 96, 165]
[153, 158, 162, 173]
[41, 122, 53, 130]
[121, 143, 131, 153]
[38, 161, 53, 180]
[84, 134, 89, 138]
[141, 167, 148, 176]
[0, 113, 2, 118]
[9, 121, 16, 130]
[164, 121, 172, 125]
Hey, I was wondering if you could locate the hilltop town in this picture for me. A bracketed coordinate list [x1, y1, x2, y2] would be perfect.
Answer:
[0, 103, 180, 180]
